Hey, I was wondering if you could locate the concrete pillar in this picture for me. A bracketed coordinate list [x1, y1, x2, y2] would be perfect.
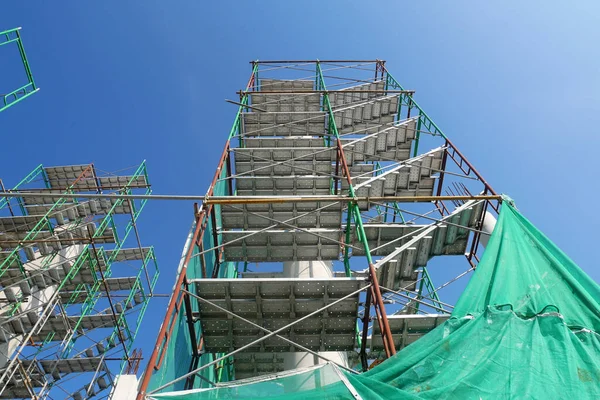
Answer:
[479, 211, 497, 248]
[109, 375, 139, 400]
[281, 261, 348, 373]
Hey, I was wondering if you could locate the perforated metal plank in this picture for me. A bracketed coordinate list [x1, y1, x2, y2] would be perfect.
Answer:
[191, 278, 366, 353]
[235, 161, 333, 177]
[371, 314, 450, 352]
[243, 137, 328, 149]
[221, 202, 343, 230]
[20, 190, 65, 206]
[355, 202, 485, 289]
[105, 247, 151, 262]
[0, 263, 26, 297]
[233, 352, 285, 380]
[103, 277, 137, 292]
[252, 79, 320, 113]
[25, 198, 133, 221]
[242, 112, 327, 137]
[328, 81, 386, 108]
[0, 215, 48, 233]
[241, 272, 285, 278]
[29, 262, 95, 290]
[44, 165, 97, 191]
[235, 175, 332, 196]
[222, 229, 342, 261]
[22, 226, 116, 258]
[344, 149, 443, 196]
[3, 312, 120, 342]
[259, 79, 314, 91]
[98, 175, 148, 189]
[0, 220, 93, 239]
[39, 357, 104, 374]
[62, 276, 137, 293]
[234, 147, 334, 163]
[0, 363, 46, 397]
[331, 95, 399, 135]
[354, 220, 472, 258]
[340, 119, 417, 165]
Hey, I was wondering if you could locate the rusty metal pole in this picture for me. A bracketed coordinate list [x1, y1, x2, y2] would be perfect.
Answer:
[136, 210, 203, 400]
[369, 263, 396, 356]
[370, 287, 391, 359]
[444, 137, 497, 196]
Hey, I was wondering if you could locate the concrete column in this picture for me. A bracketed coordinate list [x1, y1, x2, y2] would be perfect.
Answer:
[281, 261, 348, 373]
[109, 375, 139, 400]
[479, 211, 497, 248]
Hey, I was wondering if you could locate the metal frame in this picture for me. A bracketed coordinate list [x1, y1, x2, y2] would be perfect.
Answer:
[0, 162, 159, 399]
[137, 60, 502, 398]
[0, 27, 38, 113]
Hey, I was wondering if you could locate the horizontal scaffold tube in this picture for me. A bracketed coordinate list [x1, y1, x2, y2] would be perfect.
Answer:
[205, 195, 502, 204]
[0, 192, 502, 204]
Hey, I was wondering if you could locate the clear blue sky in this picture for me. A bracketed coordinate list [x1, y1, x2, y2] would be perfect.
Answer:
[2, 1, 599, 374]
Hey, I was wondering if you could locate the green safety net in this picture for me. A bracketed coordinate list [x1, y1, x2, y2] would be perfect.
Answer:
[147, 165, 237, 393]
[149, 203, 600, 399]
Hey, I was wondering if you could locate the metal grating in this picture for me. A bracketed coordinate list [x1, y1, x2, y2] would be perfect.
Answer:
[221, 202, 343, 230]
[328, 81, 387, 108]
[105, 247, 151, 262]
[342, 148, 444, 210]
[222, 229, 342, 262]
[232, 352, 285, 380]
[0, 215, 48, 233]
[354, 202, 485, 289]
[44, 165, 97, 191]
[0, 224, 115, 262]
[2, 313, 120, 342]
[242, 112, 327, 137]
[98, 175, 148, 189]
[371, 314, 450, 352]
[252, 79, 320, 113]
[191, 278, 367, 353]
[0, 362, 46, 398]
[340, 118, 417, 166]
[333, 96, 399, 135]
[243, 137, 328, 149]
[235, 160, 333, 177]
[353, 202, 483, 257]
[235, 175, 332, 196]
[38, 357, 104, 375]
[24, 198, 133, 221]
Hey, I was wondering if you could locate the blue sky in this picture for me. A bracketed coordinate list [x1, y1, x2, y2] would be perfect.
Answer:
[2, 1, 600, 375]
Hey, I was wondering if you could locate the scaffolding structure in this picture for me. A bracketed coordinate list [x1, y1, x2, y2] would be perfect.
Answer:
[0, 162, 159, 399]
[139, 60, 502, 398]
[0, 27, 38, 113]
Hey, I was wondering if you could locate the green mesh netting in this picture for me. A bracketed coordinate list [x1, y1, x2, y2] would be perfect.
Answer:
[149, 203, 600, 399]
[147, 166, 237, 393]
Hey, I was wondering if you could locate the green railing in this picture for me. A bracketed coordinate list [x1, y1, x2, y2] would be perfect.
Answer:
[0, 27, 38, 113]
[385, 71, 447, 157]
[230, 63, 259, 146]
[0, 164, 44, 212]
